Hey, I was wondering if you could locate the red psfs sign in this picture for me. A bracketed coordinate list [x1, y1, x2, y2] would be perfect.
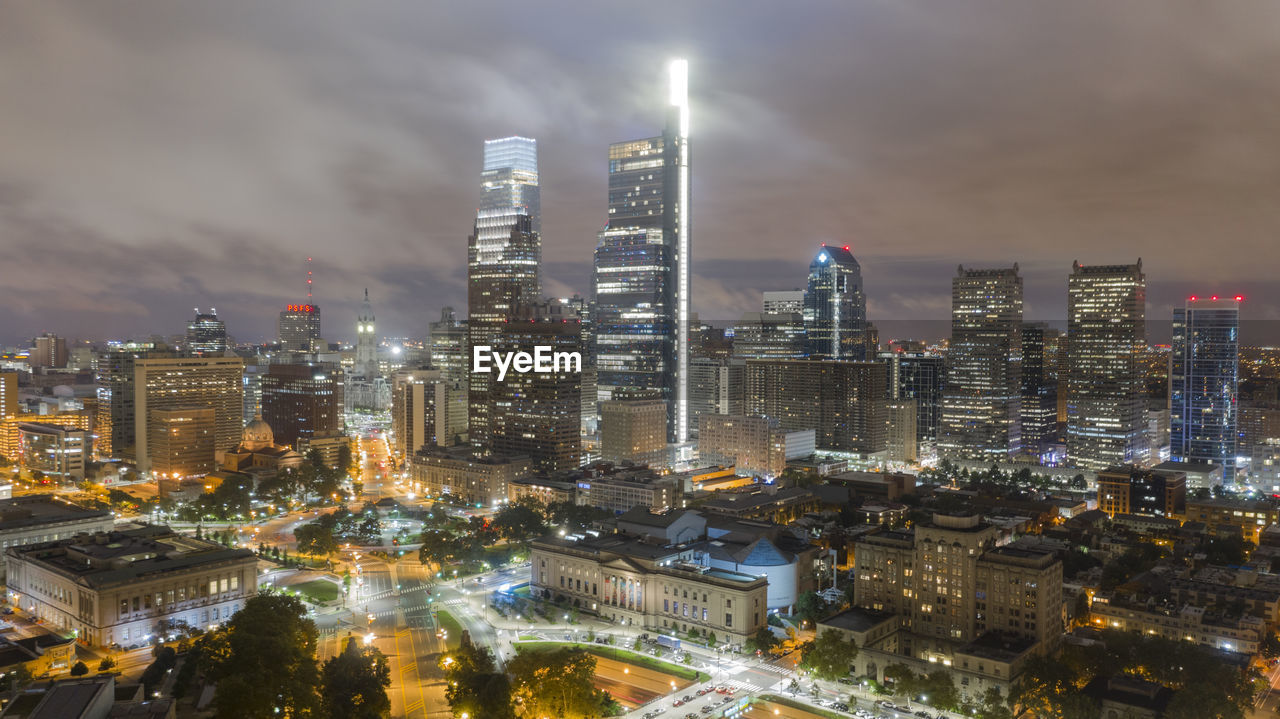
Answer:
[286, 304, 316, 312]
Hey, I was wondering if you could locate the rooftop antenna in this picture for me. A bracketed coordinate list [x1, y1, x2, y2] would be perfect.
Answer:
[306, 257, 313, 299]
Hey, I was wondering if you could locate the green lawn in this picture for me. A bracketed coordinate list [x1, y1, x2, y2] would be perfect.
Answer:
[756, 694, 846, 719]
[290, 579, 340, 604]
[514, 641, 708, 682]
[436, 609, 464, 651]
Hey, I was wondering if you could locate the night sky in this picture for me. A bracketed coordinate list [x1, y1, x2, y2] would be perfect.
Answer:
[3, 1, 1279, 345]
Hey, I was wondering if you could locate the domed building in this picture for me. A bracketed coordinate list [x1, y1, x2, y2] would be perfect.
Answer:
[220, 415, 304, 476]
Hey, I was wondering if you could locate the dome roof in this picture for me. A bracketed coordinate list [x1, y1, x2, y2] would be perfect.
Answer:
[242, 415, 274, 446]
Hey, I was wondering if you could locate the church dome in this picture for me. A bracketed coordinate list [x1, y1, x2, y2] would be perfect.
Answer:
[242, 415, 274, 447]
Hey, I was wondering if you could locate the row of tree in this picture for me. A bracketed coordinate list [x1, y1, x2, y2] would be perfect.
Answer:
[442, 634, 619, 718]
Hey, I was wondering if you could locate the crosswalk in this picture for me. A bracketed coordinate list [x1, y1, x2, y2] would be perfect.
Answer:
[724, 678, 766, 693]
[756, 662, 793, 675]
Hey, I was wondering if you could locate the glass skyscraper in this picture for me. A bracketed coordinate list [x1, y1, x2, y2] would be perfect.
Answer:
[592, 60, 691, 443]
[1171, 296, 1241, 478]
[938, 265, 1023, 460]
[468, 138, 542, 451]
[803, 244, 867, 360]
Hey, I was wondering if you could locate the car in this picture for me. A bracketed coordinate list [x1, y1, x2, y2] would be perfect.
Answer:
[672, 701, 684, 708]
[696, 688, 709, 696]
[700, 706, 714, 715]
[684, 714, 698, 719]
[834, 704, 849, 712]
[837, 677, 855, 685]
[916, 712, 931, 718]
[682, 695, 694, 703]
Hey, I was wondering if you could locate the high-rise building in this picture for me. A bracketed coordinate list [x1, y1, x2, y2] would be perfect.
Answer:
[881, 351, 945, 444]
[1172, 296, 1242, 478]
[689, 358, 745, 435]
[594, 60, 691, 443]
[429, 307, 468, 384]
[745, 358, 887, 454]
[133, 356, 244, 475]
[390, 367, 466, 460]
[0, 372, 15, 420]
[1066, 261, 1147, 470]
[147, 407, 215, 478]
[186, 309, 228, 356]
[278, 304, 322, 352]
[762, 290, 804, 314]
[487, 302, 582, 473]
[1021, 322, 1060, 456]
[31, 334, 68, 369]
[938, 266, 1023, 460]
[96, 344, 173, 459]
[480, 136, 541, 232]
[354, 289, 378, 378]
[467, 136, 542, 451]
[600, 398, 668, 468]
[885, 400, 919, 464]
[803, 245, 868, 360]
[731, 312, 806, 359]
[697, 414, 815, 478]
[260, 363, 343, 449]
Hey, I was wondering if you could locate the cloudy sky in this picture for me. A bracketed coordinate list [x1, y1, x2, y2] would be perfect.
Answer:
[3, 1, 1279, 345]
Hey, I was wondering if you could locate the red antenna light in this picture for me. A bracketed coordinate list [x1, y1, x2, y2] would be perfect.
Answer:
[1235, 295, 1244, 302]
[1211, 295, 1219, 301]
[1189, 295, 1198, 301]
[843, 245, 850, 251]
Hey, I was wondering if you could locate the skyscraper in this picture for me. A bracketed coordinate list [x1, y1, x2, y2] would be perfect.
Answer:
[133, 356, 244, 474]
[881, 351, 945, 444]
[1021, 322, 1060, 456]
[278, 304, 321, 352]
[260, 363, 343, 449]
[354, 289, 378, 378]
[745, 358, 887, 454]
[1066, 261, 1146, 470]
[762, 290, 804, 315]
[186, 309, 228, 356]
[731, 312, 807, 359]
[31, 334, 67, 369]
[467, 139, 542, 451]
[429, 307, 468, 384]
[593, 59, 691, 443]
[803, 245, 868, 360]
[1171, 295, 1242, 478]
[0, 372, 15, 421]
[938, 266, 1023, 460]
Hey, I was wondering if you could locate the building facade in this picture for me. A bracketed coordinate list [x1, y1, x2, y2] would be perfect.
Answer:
[574, 463, 681, 514]
[600, 398, 668, 468]
[260, 363, 343, 449]
[1172, 296, 1242, 478]
[186, 309, 228, 356]
[410, 446, 532, 508]
[745, 358, 887, 454]
[1020, 322, 1059, 456]
[133, 356, 244, 475]
[146, 408, 215, 478]
[1096, 465, 1186, 518]
[697, 414, 814, 478]
[881, 352, 945, 443]
[278, 303, 322, 352]
[803, 245, 868, 360]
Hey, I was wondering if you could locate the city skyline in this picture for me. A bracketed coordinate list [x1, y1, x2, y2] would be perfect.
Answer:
[3, 2, 1280, 345]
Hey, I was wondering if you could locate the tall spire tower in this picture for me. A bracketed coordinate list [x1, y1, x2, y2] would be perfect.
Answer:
[355, 288, 378, 378]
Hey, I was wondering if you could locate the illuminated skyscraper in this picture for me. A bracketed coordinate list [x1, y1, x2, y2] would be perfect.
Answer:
[1171, 295, 1242, 478]
[1066, 261, 1146, 470]
[803, 244, 868, 360]
[278, 304, 321, 352]
[938, 266, 1023, 460]
[593, 60, 691, 442]
[468, 139, 542, 451]
[186, 308, 228, 356]
[354, 289, 378, 378]
[1021, 322, 1060, 456]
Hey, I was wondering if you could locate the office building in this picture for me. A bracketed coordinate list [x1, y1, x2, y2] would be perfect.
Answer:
[530, 532, 767, 645]
[1020, 323, 1059, 455]
[96, 345, 174, 460]
[1066, 262, 1147, 470]
[600, 398, 668, 468]
[885, 400, 919, 464]
[260, 363, 342, 449]
[762, 290, 804, 315]
[390, 368, 465, 459]
[1181, 497, 1280, 544]
[31, 334, 67, 369]
[278, 303, 322, 352]
[0, 371, 15, 420]
[146, 408, 215, 478]
[841, 513, 1062, 701]
[0, 412, 92, 465]
[697, 414, 815, 478]
[487, 302, 582, 473]
[353, 289, 379, 378]
[6, 526, 257, 648]
[1172, 296, 1242, 478]
[938, 266, 1023, 460]
[881, 352, 945, 443]
[428, 307, 468, 384]
[133, 356, 243, 475]
[574, 463, 681, 514]
[0, 496, 114, 582]
[745, 358, 887, 454]
[410, 446, 532, 508]
[185, 309, 228, 356]
[595, 60, 692, 443]
[731, 312, 806, 359]
[467, 135, 542, 451]
[1096, 465, 1186, 518]
[17, 424, 88, 482]
[688, 358, 745, 436]
[803, 244, 868, 360]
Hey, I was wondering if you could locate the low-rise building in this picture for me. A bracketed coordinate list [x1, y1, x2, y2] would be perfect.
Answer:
[0, 497, 114, 582]
[1096, 465, 1185, 518]
[828, 470, 916, 501]
[0, 633, 76, 679]
[17, 424, 89, 482]
[5, 526, 257, 648]
[530, 533, 768, 645]
[573, 463, 681, 514]
[697, 414, 815, 479]
[410, 446, 532, 509]
[1089, 595, 1264, 655]
[698, 487, 819, 524]
[1151, 460, 1223, 492]
[1181, 497, 1280, 544]
[507, 475, 576, 507]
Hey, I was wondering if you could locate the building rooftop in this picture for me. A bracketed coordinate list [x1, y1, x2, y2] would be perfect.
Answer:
[1153, 460, 1220, 474]
[0, 496, 111, 532]
[820, 607, 897, 633]
[25, 675, 114, 719]
[6, 525, 255, 589]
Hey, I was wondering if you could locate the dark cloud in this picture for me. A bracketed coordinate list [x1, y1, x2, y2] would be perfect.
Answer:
[2, 1, 1279, 346]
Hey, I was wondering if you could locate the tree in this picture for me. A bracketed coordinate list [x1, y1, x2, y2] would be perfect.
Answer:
[795, 591, 827, 625]
[296, 520, 339, 558]
[508, 648, 612, 719]
[493, 503, 547, 544]
[70, 661, 88, 676]
[6, 665, 33, 692]
[337, 443, 355, 477]
[746, 627, 779, 654]
[798, 629, 859, 681]
[975, 687, 1013, 719]
[320, 636, 391, 719]
[1262, 632, 1280, 660]
[199, 592, 321, 719]
[441, 632, 514, 719]
[98, 656, 117, 672]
